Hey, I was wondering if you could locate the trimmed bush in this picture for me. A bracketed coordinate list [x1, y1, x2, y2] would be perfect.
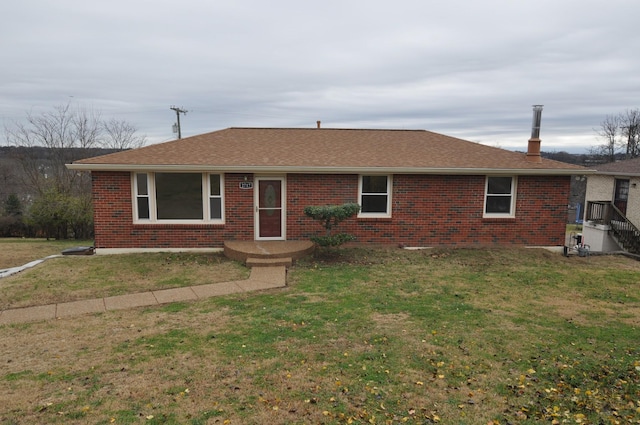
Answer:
[303, 203, 360, 247]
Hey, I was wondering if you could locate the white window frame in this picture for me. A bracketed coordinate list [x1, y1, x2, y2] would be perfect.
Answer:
[483, 175, 517, 218]
[132, 172, 225, 224]
[357, 175, 392, 218]
[134, 172, 152, 221]
[208, 174, 224, 221]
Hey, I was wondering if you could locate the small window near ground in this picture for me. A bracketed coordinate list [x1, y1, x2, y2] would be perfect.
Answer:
[484, 176, 516, 217]
[359, 175, 392, 217]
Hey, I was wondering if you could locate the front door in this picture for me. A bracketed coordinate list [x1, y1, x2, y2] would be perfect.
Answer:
[614, 178, 630, 215]
[255, 177, 285, 240]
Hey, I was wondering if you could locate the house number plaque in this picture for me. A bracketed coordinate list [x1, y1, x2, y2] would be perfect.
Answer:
[239, 181, 253, 189]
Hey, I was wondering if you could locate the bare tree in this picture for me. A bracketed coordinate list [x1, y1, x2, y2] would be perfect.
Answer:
[593, 114, 621, 161]
[4, 103, 146, 196]
[3, 103, 146, 239]
[621, 109, 640, 159]
[4, 103, 100, 195]
[102, 118, 147, 150]
[593, 108, 640, 161]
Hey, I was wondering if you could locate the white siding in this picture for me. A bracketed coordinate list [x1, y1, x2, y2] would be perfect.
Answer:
[627, 177, 640, 227]
[585, 174, 640, 228]
[585, 175, 614, 202]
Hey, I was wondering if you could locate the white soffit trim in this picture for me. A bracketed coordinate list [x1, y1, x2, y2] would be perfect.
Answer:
[66, 163, 594, 176]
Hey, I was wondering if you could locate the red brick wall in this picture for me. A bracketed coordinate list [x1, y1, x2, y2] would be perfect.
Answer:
[287, 174, 569, 247]
[92, 171, 570, 248]
[92, 172, 253, 249]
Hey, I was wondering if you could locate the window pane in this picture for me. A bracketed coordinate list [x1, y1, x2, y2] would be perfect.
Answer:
[136, 173, 148, 195]
[615, 180, 629, 201]
[259, 181, 282, 208]
[156, 173, 203, 219]
[210, 174, 221, 196]
[362, 194, 388, 213]
[210, 198, 222, 219]
[487, 177, 512, 194]
[362, 176, 387, 193]
[137, 197, 150, 219]
[485, 196, 511, 214]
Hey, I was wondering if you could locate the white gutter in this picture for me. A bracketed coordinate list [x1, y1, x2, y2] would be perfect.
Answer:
[67, 163, 595, 176]
[596, 171, 640, 177]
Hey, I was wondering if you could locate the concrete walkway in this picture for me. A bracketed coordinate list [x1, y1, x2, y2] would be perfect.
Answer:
[0, 265, 286, 326]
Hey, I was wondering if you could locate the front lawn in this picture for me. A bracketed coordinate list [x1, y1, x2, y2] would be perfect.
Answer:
[1, 246, 639, 424]
[0, 238, 94, 270]
[0, 239, 248, 309]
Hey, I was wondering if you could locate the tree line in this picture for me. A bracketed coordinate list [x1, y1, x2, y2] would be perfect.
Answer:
[1, 104, 637, 240]
[1, 103, 146, 240]
[593, 108, 640, 161]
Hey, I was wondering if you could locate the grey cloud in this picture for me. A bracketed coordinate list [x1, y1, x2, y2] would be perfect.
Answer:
[1, 0, 639, 153]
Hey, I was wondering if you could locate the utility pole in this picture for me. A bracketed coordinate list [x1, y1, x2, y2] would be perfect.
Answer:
[170, 106, 188, 139]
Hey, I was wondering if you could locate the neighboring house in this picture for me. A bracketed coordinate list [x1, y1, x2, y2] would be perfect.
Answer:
[583, 157, 640, 254]
[67, 127, 587, 252]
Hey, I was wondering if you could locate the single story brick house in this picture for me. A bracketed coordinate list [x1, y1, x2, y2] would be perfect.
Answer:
[67, 126, 587, 252]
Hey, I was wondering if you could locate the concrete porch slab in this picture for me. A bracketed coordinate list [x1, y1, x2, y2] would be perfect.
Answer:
[246, 257, 292, 267]
[224, 240, 314, 263]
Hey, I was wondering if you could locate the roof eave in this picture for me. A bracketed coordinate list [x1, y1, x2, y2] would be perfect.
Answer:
[596, 171, 640, 177]
[66, 163, 594, 176]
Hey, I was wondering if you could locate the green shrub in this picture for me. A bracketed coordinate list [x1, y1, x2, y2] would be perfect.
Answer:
[303, 203, 360, 247]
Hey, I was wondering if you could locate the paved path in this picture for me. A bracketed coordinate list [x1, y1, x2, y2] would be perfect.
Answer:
[0, 266, 286, 325]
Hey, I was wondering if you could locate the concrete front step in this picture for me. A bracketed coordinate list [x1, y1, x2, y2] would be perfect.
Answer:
[246, 257, 292, 267]
[224, 240, 315, 263]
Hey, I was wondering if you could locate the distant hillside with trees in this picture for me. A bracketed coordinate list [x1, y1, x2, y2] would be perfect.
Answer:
[540, 150, 622, 167]
[1, 103, 145, 239]
[3, 104, 634, 239]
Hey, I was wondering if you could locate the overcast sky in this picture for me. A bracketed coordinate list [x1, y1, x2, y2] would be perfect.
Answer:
[2, 0, 638, 153]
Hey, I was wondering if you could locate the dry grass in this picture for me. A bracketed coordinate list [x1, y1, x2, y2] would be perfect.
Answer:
[1, 244, 639, 424]
[0, 248, 249, 310]
[0, 238, 91, 269]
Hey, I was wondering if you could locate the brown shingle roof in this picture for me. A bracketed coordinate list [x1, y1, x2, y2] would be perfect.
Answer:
[593, 157, 640, 175]
[71, 127, 588, 174]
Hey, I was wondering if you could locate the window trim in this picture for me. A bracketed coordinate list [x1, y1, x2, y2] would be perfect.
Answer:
[357, 174, 392, 218]
[483, 175, 517, 218]
[134, 172, 152, 221]
[132, 172, 225, 224]
[208, 174, 224, 221]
